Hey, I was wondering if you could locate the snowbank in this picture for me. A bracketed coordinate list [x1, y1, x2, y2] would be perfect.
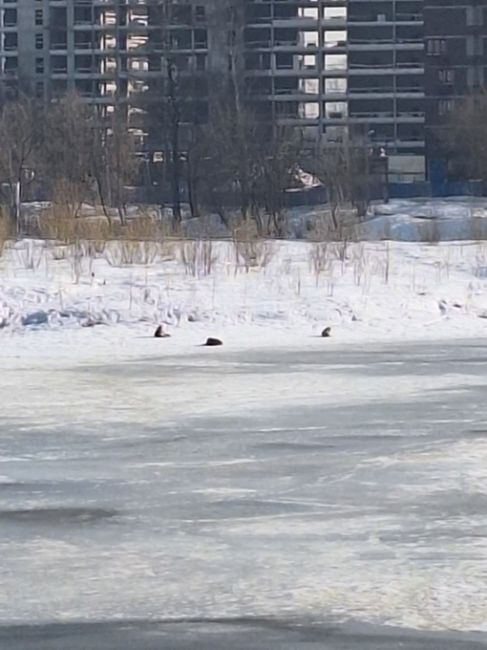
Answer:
[287, 196, 487, 241]
[1, 233, 487, 352]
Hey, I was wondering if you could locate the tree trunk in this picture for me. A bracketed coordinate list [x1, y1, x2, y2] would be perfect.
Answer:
[168, 60, 181, 224]
[94, 173, 111, 223]
[187, 159, 199, 219]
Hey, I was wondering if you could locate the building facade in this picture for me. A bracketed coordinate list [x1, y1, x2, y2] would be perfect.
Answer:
[424, 0, 487, 184]
[348, 0, 425, 181]
[243, 0, 425, 180]
[243, 1, 348, 142]
[2, 1, 486, 184]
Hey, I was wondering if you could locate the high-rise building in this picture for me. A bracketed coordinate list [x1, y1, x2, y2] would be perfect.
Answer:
[1, 1, 486, 185]
[0, 0, 22, 98]
[243, 1, 348, 143]
[243, 1, 425, 181]
[347, 1, 425, 182]
[33, 0, 152, 151]
[424, 0, 487, 184]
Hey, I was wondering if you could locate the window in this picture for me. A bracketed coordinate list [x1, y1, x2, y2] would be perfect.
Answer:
[35, 9, 43, 26]
[439, 99, 455, 115]
[51, 55, 67, 73]
[4, 9, 17, 27]
[35, 33, 44, 50]
[276, 53, 294, 70]
[427, 39, 446, 56]
[438, 69, 455, 84]
[195, 6, 206, 22]
[5, 33, 17, 51]
[194, 29, 207, 49]
[75, 55, 92, 73]
[74, 7, 91, 25]
[5, 56, 17, 72]
[35, 81, 44, 98]
[35, 57, 44, 74]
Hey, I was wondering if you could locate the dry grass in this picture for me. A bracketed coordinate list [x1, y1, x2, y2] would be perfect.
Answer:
[0, 210, 13, 258]
[37, 206, 114, 244]
[121, 216, 165, 242]
[232, 218, 275, 272]
[15, 240, 44, 270]
[179, 239, 217, 277]
[309, 241, 330, 285]
[35, 207, 178, 267]
[103, 216, 175, 266]
[104, 239, 161, 266]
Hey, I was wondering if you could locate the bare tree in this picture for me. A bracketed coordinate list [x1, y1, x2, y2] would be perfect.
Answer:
[166, 57, 182, 222]
[196, 95, 302, 235]
[254, 125, 302, 235]
[108, 112, 137, 223]
[197, 99, 260, 225]
[41, 93, 96, 218]
[91, 109, 138, 224]
[146, 0, 184, 225]
[0, 96, 40, 227]
[308, 136, 370, 231]
[185, 124, 208, 219]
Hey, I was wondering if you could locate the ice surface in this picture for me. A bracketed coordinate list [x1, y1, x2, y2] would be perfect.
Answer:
[1, 340, 487, 649]
[2, 200, 487, 647]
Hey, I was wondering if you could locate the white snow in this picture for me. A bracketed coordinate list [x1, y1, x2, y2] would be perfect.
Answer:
[2, 213, 487, 362]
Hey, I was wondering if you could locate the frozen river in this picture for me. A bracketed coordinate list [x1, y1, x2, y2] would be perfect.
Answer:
[1, 338, 487, 649]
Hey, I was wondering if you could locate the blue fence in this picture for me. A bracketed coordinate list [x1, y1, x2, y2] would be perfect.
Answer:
[285, 180, 484, 206]
[388, 180, 483, 199]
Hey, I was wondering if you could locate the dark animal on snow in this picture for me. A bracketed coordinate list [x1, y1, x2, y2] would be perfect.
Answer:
[204, 337, 223, 346]
[154, 325, 170, 338]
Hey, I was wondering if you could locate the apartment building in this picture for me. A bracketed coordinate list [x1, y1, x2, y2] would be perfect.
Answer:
[2, 1, 485, 184]
[32, 0, 152, 153]
[424, 0, 487, 183]
[347, 0, 425, 181]
[241, 1, 425, 180]
[0, 0, 36, 98]
[243, 1, 347, 142]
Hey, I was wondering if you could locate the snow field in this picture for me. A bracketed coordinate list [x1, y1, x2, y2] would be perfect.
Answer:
[1, 236, 487, 347]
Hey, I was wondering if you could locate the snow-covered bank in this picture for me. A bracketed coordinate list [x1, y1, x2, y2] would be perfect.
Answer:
[1, 236, 487, 357]
[289, 196, 487, 241]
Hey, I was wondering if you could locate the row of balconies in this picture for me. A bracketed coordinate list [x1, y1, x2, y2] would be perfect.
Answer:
[261, 92, 425, 107]
[260, 112, 425, 124]
[246, 15, 423, 28]
[245, 66, 423, 76]
[48, 44, 208, 55]
[245, 40, 422, 51]
[42, 45, 426, 72]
